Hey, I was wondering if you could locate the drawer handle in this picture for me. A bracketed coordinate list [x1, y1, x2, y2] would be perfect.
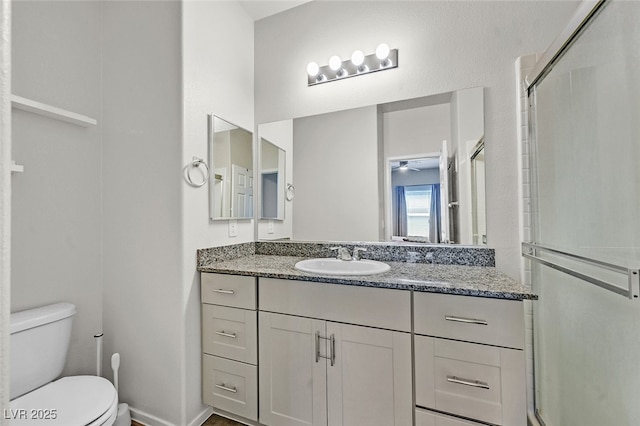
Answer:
[446, 375, 490, 390]
[215, 330, 237, 339]
[215, 383, 238, 393]
[212, 289, 235, 295]
[445, 315, 488, 325]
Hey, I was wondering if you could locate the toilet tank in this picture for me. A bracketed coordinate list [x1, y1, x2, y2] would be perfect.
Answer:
[10, 303, 77, 400]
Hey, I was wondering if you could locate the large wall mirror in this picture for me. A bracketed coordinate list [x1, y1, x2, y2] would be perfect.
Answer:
[255, 87, 486, 245]
[208, 114, 254, 220]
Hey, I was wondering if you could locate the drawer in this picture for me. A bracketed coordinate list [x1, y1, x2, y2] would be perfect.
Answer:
[415, 407, 485, 426]
[414, 292, 524, 349]
[259, 278, 410, 332]
[202, 304, 257, 365]
[415, 336, 526, 426]
[202, 354, 257, 421]
[202, 273, 256, 309]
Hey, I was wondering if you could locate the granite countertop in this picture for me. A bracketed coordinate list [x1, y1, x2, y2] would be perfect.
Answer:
[198, 254, 537, 300]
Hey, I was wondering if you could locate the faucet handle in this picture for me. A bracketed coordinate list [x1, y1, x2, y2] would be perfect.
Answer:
[330, 246, 352, 260]
[329, 246, 343, 259]
[352, 247, 367, 261]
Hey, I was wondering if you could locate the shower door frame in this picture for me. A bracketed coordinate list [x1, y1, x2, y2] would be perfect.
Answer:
[523, 1, 615, 424]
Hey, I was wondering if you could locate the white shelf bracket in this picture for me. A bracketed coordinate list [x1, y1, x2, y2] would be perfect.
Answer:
[11, 160, 24, 174]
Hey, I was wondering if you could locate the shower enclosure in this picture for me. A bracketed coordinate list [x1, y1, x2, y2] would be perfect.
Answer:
[525, 1, 640, 425]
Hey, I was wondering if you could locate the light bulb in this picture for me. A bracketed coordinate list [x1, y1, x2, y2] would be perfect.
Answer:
[375, 43, 390, 60]
[329, 55, 342, 71]
[307, 62, 320, 76]
[351, 50, 365, 67]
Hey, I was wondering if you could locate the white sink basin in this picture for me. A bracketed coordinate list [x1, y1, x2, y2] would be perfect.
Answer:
[294, 258, 390, 276]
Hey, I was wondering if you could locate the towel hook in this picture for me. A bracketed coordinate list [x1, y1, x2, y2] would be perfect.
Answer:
[185, 156, 209, 187]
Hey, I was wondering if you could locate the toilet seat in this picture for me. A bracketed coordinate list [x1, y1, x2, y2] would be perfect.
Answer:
[10, 376, 118, 426]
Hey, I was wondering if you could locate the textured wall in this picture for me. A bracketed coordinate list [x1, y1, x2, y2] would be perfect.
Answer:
[11, 0, 103, 378]
[182, 1, 255, 424]
[255, 1, 580, 278]
[101, 2, 183, 424]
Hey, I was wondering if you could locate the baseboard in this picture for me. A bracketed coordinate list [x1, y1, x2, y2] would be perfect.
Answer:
[528, 410, 547, 426]
[129, 406, 174, 426]
[129, 406, 213, 426]
[188, 407, 213, 426]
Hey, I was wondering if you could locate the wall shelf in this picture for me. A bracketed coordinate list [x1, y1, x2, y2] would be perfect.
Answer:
[11, 95, 97, 127]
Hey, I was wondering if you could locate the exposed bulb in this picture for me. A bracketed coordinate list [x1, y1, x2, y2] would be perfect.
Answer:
[351, 50, 365, 67]
[375, 43, 390, 60]
[307, 61, 320, 76]
[329, 55, 342, 71]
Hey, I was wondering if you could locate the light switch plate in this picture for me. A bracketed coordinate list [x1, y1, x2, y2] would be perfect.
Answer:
[229, 220, 238, 237]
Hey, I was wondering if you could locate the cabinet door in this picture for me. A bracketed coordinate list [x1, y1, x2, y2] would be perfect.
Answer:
[259, 312, 327, 426]
[326, 323, 412, 426]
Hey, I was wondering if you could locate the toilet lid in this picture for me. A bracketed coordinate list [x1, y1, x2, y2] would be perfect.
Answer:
[10, 376, 117, 426]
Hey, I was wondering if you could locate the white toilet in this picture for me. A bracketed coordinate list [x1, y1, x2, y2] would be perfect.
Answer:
[10, 303, 118, 426]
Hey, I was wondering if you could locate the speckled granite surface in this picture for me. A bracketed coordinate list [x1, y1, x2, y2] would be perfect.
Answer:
[257, 240, 495, 266]
[197, 242, 256, 268]
[198, 254, 536, 300]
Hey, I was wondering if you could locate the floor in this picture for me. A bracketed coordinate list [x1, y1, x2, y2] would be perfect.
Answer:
[202, 414, 244, 425]
[132, 414, 242, 426]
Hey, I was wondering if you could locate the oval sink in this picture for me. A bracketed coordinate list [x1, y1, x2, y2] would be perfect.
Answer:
[294, 258, 390, 276]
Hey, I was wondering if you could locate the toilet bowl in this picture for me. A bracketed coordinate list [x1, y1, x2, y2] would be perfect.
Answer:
[10, 376, 118, 426]
[10, 303, 118, 426]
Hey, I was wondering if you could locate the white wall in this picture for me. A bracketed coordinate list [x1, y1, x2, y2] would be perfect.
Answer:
[257, 120, 293, 240]
[11, 1, 103, 377]
[255, 1, 580, 278]
[101, 2, 184, 425]
[383, 103, 451, 158]
[182, 1, 254, 424]
[292, 106, 379, 241]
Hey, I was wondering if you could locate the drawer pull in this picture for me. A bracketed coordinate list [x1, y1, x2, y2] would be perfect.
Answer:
[446, 375, 490, 390]
[215, 383, 238, 393]
[215, 330, 237, 339]
[445, 315, 488, 326]
[212, 289, 235, 295]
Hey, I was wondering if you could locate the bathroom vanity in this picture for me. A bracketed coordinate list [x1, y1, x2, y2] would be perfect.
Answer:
[197, 242, 535, 426]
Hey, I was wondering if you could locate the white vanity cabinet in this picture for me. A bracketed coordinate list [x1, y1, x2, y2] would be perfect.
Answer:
[200, 271, 528, 426]
[201, 273, 258, 421]
[258, 278, 413, 426]
[413, 292, 526, 426]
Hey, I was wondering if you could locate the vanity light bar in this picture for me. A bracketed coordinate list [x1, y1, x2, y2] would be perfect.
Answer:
[307, 44, 398, 86]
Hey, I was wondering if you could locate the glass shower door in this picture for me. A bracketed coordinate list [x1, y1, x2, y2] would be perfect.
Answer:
[528, 1, 640, 425]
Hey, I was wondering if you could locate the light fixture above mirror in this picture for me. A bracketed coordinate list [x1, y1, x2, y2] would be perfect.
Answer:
[307, 43, 398, 86]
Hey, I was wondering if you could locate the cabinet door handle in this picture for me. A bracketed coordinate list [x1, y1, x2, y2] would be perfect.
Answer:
[215, 383, 238, 393]
[330, 334, 335, 367]
[215, 331, 237, 339]
[316, 331, 333, 364]
[446, 375, 490, 389]
[212, 289, 235, 295]
[445, 315, 488, 325]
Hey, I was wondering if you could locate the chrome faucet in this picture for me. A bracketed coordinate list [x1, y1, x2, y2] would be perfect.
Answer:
[330, 246, 352, 260]
[352, 247, 367, 261]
